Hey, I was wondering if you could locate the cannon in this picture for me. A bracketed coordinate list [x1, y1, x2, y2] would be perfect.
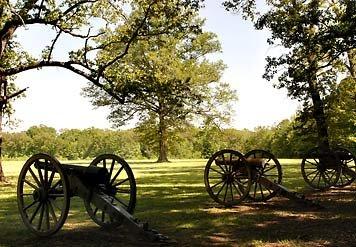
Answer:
[17, 153, 166, 241]
[204, 149, 320, 208]
[301, 147, 356, 190]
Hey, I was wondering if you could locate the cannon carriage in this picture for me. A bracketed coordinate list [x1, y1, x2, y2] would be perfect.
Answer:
[17, 153, 165, 241]
[204, 149, 318, 207]
[301, 147, 356, 190]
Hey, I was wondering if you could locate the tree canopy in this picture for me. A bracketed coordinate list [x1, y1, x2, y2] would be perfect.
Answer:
[83, 13, 237, 162]
[223, 0, 356, 151]
[0, 0, 204, 180]
[0, 0, 204, 98]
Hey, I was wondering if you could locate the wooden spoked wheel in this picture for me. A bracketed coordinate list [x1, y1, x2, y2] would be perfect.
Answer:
[84, 154, 136, 227]
[301, 147, 341, 190]
[17, 153, 70, 236]
[204, 149, 251, 207]
[334, 147, 356, 187]
[244, 149, 282, 202]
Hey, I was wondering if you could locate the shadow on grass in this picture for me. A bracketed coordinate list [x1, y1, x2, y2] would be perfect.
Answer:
[134, 181, 356, 246]
[2, 160, 356, 246]
[1, 224, 164, 247]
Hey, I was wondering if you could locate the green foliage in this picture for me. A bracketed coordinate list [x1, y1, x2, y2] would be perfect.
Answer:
[327, 77, 356, 150]
[26, 125, 58, 155]
[3, 126, 142, 160]
[224, 0, 356, 150]
[2, 115, 355, 159]
[84, 11, 237, 161]
[2, 131, 31, 158]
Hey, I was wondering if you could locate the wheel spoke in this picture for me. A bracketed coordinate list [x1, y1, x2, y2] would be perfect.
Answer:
[103, 159, 106, 169]
[47, 170, 56, 188]
[29, 202, 42, 223]
[216, 181, 227, 197]
[36, 161, 45, 186]
[45, 202, 50, 230]
[114, 195, 129, 208]
[306, 160, 318, 167]
[263, 165, 277, 174]
[50, 199, 62, 211]
[50, 180, 61, 191]
[229, 153, 233, 173]
[233, 177, 245, 187]
[21, 193, 34, 196]
[24, 200, 39, 212]
[116, 188, 131, 194]
[223, 182, 229, 202]
[253, 182, 258, 198]
[109, 159, 115, 177]
[339, 174, 344, 185]
[309, 170, 320, 183]
[329, 169, 337, 181]
[232, 181, 242, 196]
[37, 203, 45, 230]
[210, 179, 225, 189]
[214, 161, 227, 173]
[113, 177, 130, 187]
[259, 183, 265, 200]
[28, 167, 41, 187]
[344, 175, 352, 183]
[47, 200, 58, 224]
[317, 173, 322, 187]
[313, 158, 321, 165]
[321, 173, 328, 185]
[110, 166, 124, 185]
[210, 167, 224, 175]
[305, 169, 318, 177]
[44, 161, 49, 188]
[230, 183, 234, 201]
[23, 179, 38, 190]
[221, 154, 228, 172]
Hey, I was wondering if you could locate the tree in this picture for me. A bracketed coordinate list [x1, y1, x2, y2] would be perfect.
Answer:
[83, 15, 237, 162]
[327, 76, 356, 153]
[224, 0, 356, 153]
[26, 125, 58, 155]
[3, 131, 31, 158]
[0, 0, 202, 181]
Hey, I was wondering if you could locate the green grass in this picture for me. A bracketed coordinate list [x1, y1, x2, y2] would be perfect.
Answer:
[1, 158, 356, 246]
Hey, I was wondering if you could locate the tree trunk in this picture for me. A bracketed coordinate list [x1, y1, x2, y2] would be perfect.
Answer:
[157, 113, 169, 163]
[347, 49, 356, 78]
[309, 77, 330, 153]
[0, 78, 5, 182]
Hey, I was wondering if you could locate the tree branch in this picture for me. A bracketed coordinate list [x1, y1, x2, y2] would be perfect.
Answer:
[47, 29, 62, 62]
[97, 0, 157, 79]
[1, 60, 125, 103]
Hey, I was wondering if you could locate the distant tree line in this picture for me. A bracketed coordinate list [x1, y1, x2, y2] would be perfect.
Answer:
[3, 102, 355, 160]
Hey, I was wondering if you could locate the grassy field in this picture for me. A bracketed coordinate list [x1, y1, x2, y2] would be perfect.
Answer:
[1, 158, 356, 247]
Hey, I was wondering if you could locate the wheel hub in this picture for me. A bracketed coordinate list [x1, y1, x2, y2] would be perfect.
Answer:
[33, 187, 48, 202]
[104, 184, 117, 196]
[223, 173, 234, 184]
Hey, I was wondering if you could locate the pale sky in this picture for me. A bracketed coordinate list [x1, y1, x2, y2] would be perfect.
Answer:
[9, 2, 300, 132]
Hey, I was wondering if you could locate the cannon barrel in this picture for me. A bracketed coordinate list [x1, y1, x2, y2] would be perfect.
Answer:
[35, 161, 110, 185]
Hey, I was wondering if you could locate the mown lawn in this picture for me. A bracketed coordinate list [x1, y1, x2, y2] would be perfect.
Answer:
[1, 158, 356, 246]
